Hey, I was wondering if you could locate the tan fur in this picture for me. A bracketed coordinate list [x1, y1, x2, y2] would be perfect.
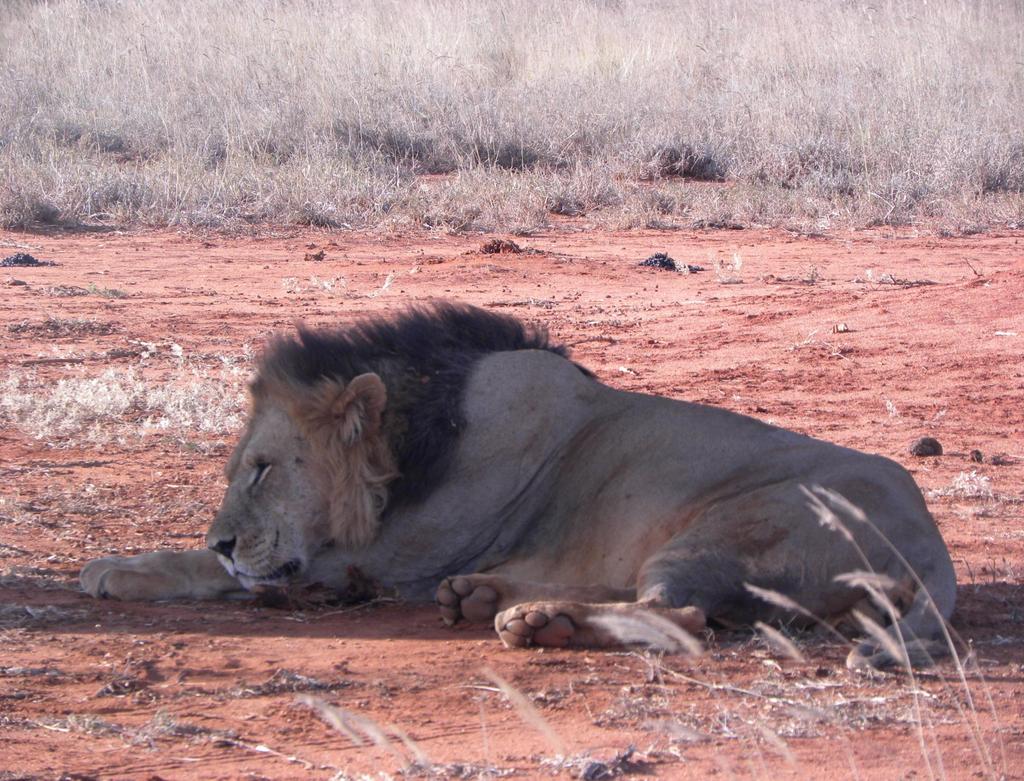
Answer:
[244, 370, 398, 551]
[282, 373, 397, 549]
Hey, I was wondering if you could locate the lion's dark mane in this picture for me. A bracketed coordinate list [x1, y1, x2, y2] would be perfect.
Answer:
[254, 302, 577, 507]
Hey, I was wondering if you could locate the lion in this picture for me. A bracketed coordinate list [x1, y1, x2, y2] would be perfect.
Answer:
[81, 303, 956, 669]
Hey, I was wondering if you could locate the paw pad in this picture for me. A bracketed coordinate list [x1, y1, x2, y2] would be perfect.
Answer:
[497, 607, 576, 648]
[436, 576, 500, 625]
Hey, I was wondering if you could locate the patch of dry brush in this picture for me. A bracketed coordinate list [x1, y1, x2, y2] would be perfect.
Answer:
[1, 1, 1022, 231]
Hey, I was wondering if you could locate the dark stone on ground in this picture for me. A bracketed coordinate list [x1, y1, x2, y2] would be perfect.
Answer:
[640, 252, 677, 270]
[1, 253, 57, 267]
[639, 253, 703, 273]
[909, 437, 943, 457]
[481, 239, 523, 254]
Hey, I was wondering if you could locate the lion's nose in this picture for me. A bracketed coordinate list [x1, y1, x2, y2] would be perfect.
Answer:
[210, 537, 236, 560]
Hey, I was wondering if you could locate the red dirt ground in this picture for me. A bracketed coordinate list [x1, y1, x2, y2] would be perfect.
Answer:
[1, 227, 1022, 780]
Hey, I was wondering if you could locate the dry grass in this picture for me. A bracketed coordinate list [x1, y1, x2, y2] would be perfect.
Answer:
[299, 695, 430, 771]
[0, 0, 1021, 232]
[0, 362, 247, 445]
[7, 317, 117, 338]
[929, 471, 996, 502]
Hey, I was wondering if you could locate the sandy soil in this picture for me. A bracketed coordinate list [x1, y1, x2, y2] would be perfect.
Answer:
[1, 227, 1022, 780]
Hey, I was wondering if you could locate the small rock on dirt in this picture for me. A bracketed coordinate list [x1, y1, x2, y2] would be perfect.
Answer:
[581, 747, 648, 780]
[1, 252, 57, 267]
[95, 676, 148, 697]
[481, 238, 523, 254]
[909, 437, 943, 457]
[970, 449, 984, 463]
[638, 253, 704, 273]
[304, 249, 326, 262]
[989, 453, 1013, 466]
[640, 252, 677, 271]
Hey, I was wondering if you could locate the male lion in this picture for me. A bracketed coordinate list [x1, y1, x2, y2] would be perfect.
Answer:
[82, 303, 956, 669]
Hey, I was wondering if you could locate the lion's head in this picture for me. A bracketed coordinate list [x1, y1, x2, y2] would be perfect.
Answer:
[203, 303, 567, 591]
[206, 370, 397, 590]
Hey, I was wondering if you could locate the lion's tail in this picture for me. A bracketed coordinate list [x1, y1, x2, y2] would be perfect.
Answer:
[845, 549, 957, 671]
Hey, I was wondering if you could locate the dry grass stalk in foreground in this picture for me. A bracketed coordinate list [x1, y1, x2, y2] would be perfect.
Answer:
[1, 0, 1021, 232]
[801, 486, 1003, 779]
[299, 695, 429, 770]
[481, 666, 567, 757]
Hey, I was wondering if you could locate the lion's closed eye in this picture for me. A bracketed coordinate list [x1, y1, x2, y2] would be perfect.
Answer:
[250, 462, 272, 488]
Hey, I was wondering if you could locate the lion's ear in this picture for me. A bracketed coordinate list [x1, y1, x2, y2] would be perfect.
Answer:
[296, 373, 387, 446]
[334, 373, 388, 445]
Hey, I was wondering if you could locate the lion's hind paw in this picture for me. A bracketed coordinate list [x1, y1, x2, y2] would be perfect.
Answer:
[495, 603, 577, 648]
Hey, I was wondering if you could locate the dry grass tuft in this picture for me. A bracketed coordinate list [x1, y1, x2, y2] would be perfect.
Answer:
[0, 362, 247, 444]
[929, 471, 996, 502]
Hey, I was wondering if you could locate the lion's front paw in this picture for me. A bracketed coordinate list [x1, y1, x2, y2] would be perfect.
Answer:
[436, 575, 501, 625]
[80, 556, 153, 600]
[495, 603, 577, 648]
[80, 550, 244, 601]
